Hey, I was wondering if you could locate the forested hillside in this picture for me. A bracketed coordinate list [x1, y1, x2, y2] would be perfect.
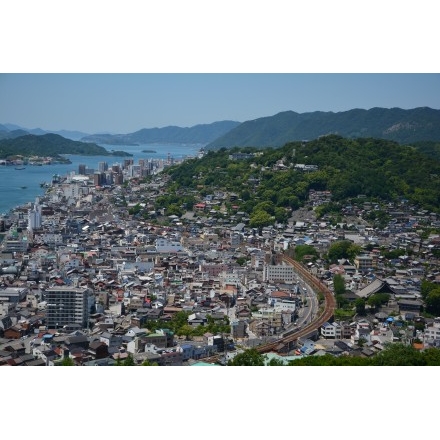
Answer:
[155, 135, 440, 224]
[206, 107, 440, 149]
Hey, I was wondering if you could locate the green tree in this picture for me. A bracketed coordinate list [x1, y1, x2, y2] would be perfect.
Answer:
[249, 210, 273, 228]
[142, 359, 159, 366]
[294, 244, 319, 262]
[335, 294, 349, 309]
[355, 298, 366, 315]
[177, 324, 194, 340]
[266, 357, 287, 366]
[274, 206, 289, 223]
[327, 240, 361, 263]
[58, 357, 75, 366]
[371, 343, 425, 366]
[367, 293, 390, 310]
[425, 288, 440, 315]
[128, 203, 142, 215]
[236, 257, 247, 266]
[333, 274, 346, 296]
[421, 279, 437, 300]
[123, 353, 136, 366]
[422, 347, 440, 366]
[227, 348, 267, 366]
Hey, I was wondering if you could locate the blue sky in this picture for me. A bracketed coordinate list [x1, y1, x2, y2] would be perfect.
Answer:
[1, 2, 439, 134]
[1, 73, 439, 134]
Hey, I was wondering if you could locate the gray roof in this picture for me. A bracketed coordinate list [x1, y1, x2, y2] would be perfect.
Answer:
[25, 358, 46, 366]
[356, 279, 385, 298]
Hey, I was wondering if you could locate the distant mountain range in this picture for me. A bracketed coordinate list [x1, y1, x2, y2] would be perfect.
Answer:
[80, 120, 241, 145]
[0, 120, 241, 145]
[2, 107, 440, 150]
[0, 123, 90, 141]
[205, 107, 440, 149]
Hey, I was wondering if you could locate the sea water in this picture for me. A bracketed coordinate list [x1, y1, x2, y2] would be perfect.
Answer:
[0, 143, 201, 215]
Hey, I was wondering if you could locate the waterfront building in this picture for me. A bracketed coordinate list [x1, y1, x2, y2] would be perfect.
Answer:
[124, 159, 134, 168]
[78, 164, 86, 175]
[98, 161, 108, 173]
[27, 202, 42, 232]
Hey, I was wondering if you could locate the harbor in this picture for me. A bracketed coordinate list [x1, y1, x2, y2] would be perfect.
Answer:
[0, 143, 201, 216]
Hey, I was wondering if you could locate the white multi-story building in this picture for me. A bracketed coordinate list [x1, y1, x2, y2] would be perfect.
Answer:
[320, 321, 353, 339]
[263, 264, 296, 284]
[155, 238, 184, 253]
[41, 233, 63, 245]
[28, 203, 42, 231]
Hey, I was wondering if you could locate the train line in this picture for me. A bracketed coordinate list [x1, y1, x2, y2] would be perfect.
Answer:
[203, 255, 336, 364]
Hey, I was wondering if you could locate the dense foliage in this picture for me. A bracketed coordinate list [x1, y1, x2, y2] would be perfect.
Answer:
[420, 280, 440, 316]
[143, 310, 231, 339]
[158, 135, 440, 226]
[289, 343, 440, 366]
[327, 240, 362, 263]
[293, 244, 319, 262]
[411, 140, 440, 161]
[228, 343, 440, 366]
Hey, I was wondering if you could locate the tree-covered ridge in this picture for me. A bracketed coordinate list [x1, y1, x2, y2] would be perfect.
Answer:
[227, 344, 440, 366]
[410, 140, 440, 162]
[0, 133, 132, 159]
[158, 135, 440, 222]
[206, 107, 440, 149]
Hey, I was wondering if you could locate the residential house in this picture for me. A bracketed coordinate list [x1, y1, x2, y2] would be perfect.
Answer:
[180, 342, 217, 361]
[88, 340, 109, 359]
[231, 320, 247, 339]
[424, 317, 440, 347]
[100, 331, 123, 354]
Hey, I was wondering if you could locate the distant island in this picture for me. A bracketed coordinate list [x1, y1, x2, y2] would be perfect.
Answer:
[0, 133, 133, 161]
[142, 149, 157, 153]
[100, 140, 139, 146]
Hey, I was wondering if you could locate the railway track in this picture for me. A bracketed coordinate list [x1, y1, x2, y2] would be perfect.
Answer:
[203, 255, 336, 364]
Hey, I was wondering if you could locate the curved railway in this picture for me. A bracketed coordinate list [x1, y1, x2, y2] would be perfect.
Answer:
[203, 255, 336, 364]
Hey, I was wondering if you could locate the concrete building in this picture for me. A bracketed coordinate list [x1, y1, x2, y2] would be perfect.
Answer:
[28, 202, 42, 231]
[263, 264, 296, 283]
[43, 286, 93, 329]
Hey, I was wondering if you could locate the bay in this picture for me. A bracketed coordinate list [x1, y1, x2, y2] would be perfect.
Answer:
[0, 143, 202, 215]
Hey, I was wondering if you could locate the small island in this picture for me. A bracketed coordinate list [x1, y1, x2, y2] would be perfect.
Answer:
[142, 149, 157, 153]
[0, 133, 133, 161]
